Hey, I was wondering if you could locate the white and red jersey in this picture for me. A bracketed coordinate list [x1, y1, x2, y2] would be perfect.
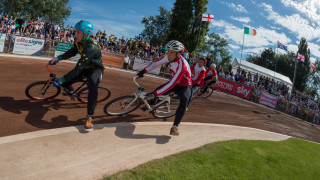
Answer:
[144, 55, 192, 96]
[191, 63, 206, 86]
[205, 68, 218, 81]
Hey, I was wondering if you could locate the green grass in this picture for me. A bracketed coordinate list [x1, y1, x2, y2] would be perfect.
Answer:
[104, 138, 320, 180]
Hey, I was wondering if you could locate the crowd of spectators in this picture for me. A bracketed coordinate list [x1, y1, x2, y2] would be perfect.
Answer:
[0, 15, 75, 44]
[214, 63, 319, 125]
[0, 15, 172, 59]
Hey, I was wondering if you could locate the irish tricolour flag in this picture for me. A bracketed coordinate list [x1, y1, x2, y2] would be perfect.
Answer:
[244, 26, 257, 36]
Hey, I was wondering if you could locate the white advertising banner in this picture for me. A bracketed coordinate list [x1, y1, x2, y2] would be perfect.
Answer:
[0, 33, 6, 52]
[13, 37, 44, 56]
[133, 57, 161, 75]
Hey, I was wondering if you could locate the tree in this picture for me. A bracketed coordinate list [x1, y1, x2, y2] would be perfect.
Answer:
[0, 0, 71, 23]
[305, 60, 320, 99]
[201, 32, 231, 70]
[295, 38, 311, 91]
[167, 0, 209, 53]
[139, 7, 171, 46]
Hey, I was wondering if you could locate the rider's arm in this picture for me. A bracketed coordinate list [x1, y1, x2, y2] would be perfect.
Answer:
[154, 59, 188, 96]
[143, 55, 169, 73]
[57, 44, 78, 61]
[192, 70, 206, 85]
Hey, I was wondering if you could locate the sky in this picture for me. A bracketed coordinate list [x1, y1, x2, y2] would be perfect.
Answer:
[65, 0, 320, 63]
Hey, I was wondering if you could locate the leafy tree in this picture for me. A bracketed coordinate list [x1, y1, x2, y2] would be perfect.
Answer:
[295, 38, 311, 91]
[305, 60, 320, 99]
[167, 0, 209, 53]
[201, 32, 231, 70]
[139, 7, 171, 46]
[0, 0, 71, 23]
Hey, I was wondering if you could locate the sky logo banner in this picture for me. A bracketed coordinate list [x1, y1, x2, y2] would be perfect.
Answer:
[0, 33, 6, 53]
[13, 37, 44, 56]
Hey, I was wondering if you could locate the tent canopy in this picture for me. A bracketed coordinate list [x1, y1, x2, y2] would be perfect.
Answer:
[232, 58, 293, 88]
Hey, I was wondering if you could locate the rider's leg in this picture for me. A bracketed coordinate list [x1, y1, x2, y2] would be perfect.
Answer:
[170, 85, 191, 135]
[84, 69, 103, 132]
[61, 75, 83, 94]
[201, 80, 215, 95]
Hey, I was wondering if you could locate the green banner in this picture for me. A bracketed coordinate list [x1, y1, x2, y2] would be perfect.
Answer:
[56, 41, 73, 52]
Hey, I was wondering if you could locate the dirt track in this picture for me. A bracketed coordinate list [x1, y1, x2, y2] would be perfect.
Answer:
[0, 56, 319, 143]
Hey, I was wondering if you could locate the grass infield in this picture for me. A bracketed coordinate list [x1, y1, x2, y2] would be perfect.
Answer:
[104, 138, 320, 180]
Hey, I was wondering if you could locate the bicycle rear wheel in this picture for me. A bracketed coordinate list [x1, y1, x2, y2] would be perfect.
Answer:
[77, 86, 111, 103]
[25, 81, 61, 100]
[201, 86, 214, 98]
[104, 95, 140, 116]
[152, 95, 180, 119]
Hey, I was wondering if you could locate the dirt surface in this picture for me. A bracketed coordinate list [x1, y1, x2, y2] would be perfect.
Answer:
[0, 56, 319, 143]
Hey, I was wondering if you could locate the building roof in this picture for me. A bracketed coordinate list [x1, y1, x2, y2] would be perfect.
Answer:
[232, 58, 293, 86]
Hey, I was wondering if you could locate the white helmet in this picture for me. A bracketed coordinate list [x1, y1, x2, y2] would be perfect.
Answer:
[166, 40, 184, 53]
[211, 63, 216, 68]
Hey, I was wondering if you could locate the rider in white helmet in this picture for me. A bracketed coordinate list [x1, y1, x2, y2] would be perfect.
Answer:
[136, 40, 192, 136]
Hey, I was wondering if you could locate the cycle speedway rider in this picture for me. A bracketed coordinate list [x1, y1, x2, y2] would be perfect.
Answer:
[191, 57, 206, 90]
[49, 20, 105, 132]
[136, 40, 192, 136]
[200, 63, 218, 95]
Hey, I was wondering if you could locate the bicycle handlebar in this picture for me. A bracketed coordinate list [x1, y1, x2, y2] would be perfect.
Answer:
[46, 63, 53, 74]
[133, 76, 144, 93]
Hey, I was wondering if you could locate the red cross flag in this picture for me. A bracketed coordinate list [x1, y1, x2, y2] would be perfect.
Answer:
[202, 14, 214, 22]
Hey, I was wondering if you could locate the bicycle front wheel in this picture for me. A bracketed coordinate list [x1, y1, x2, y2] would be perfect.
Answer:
[152, 95, 180, 119]
[25, 81, 61, 100]
[104, 95, 141, 116]
[77, 86, 111, 103]
[201, 86, 214, 98]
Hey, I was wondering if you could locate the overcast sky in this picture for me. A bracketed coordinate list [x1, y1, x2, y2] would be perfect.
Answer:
[65, 0, 320, 63]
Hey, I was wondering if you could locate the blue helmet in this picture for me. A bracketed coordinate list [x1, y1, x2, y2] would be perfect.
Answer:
[75, 20, 93, 35]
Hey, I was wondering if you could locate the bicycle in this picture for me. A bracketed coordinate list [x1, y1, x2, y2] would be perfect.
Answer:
[103, 76, 179, 119]
[25, 63, 111, 103]
[190, 82, 214, 101]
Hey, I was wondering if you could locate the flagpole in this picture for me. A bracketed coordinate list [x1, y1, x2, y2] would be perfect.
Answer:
[240, 27, 245, 66]
[291, 55, 298, 95]
[196, 17, 203, 50]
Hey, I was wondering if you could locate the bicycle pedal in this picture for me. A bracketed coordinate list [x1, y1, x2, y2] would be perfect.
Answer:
[71, 94, 77, 101]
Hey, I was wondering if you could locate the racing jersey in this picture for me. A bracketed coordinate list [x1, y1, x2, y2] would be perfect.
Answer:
[144, 55, 192, 96]
[205, 68, 218, 81]
[191, 63, 206, 86]
[57, 39, 104, 82]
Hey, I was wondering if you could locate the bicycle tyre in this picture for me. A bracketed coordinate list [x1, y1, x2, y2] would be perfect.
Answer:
[25, 81, 61, 100]
[152, 95, 179, 119]
[77, 86, 111, 103]
[104, 95, 141, 116]
[201, 86, 214, 98]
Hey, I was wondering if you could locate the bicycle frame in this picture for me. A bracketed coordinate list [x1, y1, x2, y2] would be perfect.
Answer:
[124, 76, 171, 112]
[45, 63, 88, 98]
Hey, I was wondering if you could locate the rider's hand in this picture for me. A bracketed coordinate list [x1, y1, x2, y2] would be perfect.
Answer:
[136, 70, 146, 78]
[146, 92, 155, 100]
[49, 57, 59, 65]
[51, 78, 61, 87]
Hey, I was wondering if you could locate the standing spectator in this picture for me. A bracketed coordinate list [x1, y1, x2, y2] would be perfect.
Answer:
[123, 54, 130, 69]
[228, 63, 232, 74]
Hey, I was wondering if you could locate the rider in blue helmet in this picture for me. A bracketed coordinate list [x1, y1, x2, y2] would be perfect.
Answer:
[75, 20, 93, 42]
[49, 20, 105, 132]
